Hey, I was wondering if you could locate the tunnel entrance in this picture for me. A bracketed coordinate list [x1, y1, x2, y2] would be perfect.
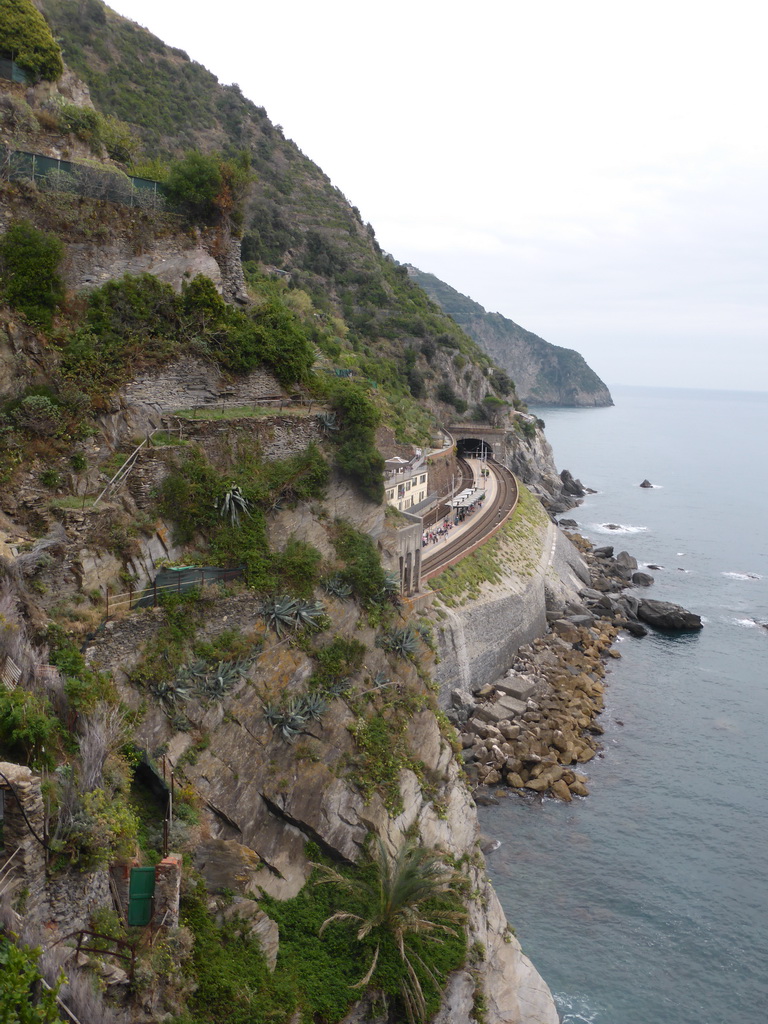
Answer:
[456, 438, 493, 459]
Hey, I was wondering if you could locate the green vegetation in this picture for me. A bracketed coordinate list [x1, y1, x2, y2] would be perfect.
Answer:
[349, 709, 424, 815]
[157, 444, 328, 591]
[321, 380, 384, 502]
[331, 520, 389, 609]
[0, 220, 64, 329]
[65, 786, 140, 867]
[164, 150, 253, 228]
[53, 100, 135, 162]
[48, 629, 116, 712]
[0, 686, 60, 767]
[179, 840, 466, 1024]
[129, 591, 203, 690]
[59, 273, 315, 398]
[313, 838, 466, 1023]
[0, 936, 62, 1023]
[309, 636, 366, 692]
[177, 884, 297, 1024]
[0, 0, 63, 82]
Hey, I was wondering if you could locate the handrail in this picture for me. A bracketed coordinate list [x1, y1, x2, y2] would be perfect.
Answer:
[93, 430, 160, 507]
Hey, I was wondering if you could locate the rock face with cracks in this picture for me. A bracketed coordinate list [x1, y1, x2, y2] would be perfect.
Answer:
[87, 579, 558, 1023]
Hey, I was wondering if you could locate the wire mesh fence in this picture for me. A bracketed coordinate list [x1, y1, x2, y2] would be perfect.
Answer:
[1, 146, 167, 210]
[104, 567, 244, 618]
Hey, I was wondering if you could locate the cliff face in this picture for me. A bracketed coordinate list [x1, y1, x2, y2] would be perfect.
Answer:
[81, 476, 559, 1024]
[0, 9, 587, 1021]
[408, 267, 613, 408]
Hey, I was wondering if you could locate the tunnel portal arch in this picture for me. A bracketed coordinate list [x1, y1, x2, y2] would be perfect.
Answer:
[456, 437, 493, 459]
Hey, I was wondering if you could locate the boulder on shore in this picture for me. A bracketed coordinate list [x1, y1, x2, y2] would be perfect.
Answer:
[637, 598, 703, 631]
[631, 571, 654, 587]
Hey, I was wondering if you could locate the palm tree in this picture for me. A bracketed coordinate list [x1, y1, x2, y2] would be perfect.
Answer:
[314, 837, 466, 1023]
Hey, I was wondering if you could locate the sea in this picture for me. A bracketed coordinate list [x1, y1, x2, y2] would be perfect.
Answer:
[479, 384, 768, 1024]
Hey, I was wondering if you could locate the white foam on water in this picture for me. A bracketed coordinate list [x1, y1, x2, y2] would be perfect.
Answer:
[734, 617, 766, 629]
[593, 523, 648, 535]
[722, 571, 763, 581]
[555, 992, 602, 1024]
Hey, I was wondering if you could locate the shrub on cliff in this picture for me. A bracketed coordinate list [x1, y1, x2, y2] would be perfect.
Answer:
[164, 149, 253, 229]
[322, 380, 384, 503]
[0, 220, 64, 329]
[0, 937, 63, 1023]
[0, 0, 63, 81]
[60, 273, 315, 395]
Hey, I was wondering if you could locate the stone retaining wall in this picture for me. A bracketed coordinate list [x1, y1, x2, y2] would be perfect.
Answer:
[0, 763, 46, 920]
[45, 867, 111, 934]
[163, 415, 324, 466]
[122, 358, 285, 414]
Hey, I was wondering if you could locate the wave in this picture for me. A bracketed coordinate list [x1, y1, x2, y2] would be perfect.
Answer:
[593, 523, 648, 534]
[722, 571, 763, 581]
[734, 617, 767, 630]
[555, 992, 602, 1023]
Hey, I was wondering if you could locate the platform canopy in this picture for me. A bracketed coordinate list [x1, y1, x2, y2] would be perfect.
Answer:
[448, 488, 484, 508]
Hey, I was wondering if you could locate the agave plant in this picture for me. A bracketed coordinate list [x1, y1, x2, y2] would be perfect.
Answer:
[218, 484, 252, 527]
[322, 574, 353, 599]
[382, 570, 401, 595]
[262, 701, 286, 727]
[261, 595, 300, 637]
[376, 627, 421, 660]
[316, 410, 339, 434]
[176, 656, 252, 701]
[298, 692, 328, 722]
[414, 621, 435, 650]
[267, 494, 285, 516]
[262, 697, 308, 741]
[369, 670, 391, 689]
[149, 678, 192, 715]
[325, 677, 352, 698]
[293, 599, 326, 632]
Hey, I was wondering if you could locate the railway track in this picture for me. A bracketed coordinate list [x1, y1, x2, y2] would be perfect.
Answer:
[420, 460, 518, 581]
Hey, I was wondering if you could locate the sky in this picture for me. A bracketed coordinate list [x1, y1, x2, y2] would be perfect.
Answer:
[105, 0, 768, 392]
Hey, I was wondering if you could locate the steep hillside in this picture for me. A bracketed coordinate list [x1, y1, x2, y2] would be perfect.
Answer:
[35, 0, 523, 436]
[0, 8, 580, 1023]
[408, 266, 613, 408]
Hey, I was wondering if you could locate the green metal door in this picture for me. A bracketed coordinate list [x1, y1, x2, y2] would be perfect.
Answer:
[127, 867, 155, 926]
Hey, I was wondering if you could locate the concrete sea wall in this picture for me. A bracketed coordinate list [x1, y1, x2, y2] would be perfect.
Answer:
[433, 521, 591, 702]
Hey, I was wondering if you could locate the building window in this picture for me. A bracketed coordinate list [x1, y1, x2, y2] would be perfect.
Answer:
[419, 474, 426, 484]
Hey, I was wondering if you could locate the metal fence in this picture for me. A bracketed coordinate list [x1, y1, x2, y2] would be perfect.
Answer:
[0, 57, 27, 84]
[105, 566, 244, 618]
[1, 146, 167, 210]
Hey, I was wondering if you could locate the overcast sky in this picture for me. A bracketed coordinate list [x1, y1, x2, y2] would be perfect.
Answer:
[106, 0, 768, 392]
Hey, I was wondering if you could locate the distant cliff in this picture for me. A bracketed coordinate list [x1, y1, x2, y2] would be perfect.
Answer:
[408, 267, 613, 408]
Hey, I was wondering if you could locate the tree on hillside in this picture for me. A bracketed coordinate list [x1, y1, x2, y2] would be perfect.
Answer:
[0, 0, 64, 81]
[164, 150, 253, 229]
[0, 220, 64, 329]
[314, 838, 466, 1023]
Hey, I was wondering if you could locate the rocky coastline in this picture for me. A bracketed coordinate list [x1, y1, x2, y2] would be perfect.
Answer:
[448, 527, 702, 802]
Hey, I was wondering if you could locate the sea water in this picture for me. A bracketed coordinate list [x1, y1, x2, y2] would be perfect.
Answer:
[479, 385, 768, 1024]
